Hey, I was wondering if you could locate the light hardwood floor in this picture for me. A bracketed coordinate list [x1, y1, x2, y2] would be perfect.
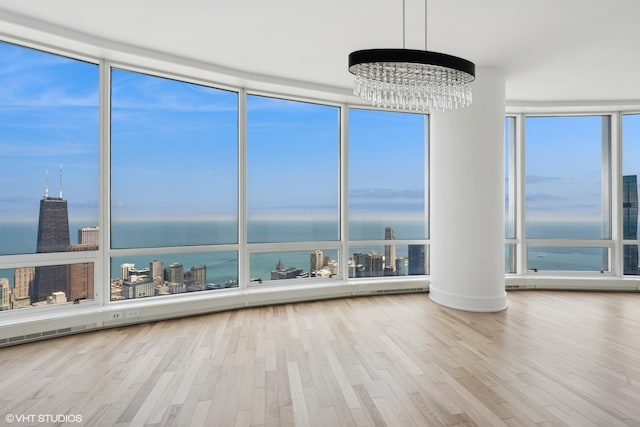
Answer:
[0, 291, 639, 426]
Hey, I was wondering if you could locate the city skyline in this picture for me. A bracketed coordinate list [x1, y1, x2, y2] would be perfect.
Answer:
[0, 184, 96, 310]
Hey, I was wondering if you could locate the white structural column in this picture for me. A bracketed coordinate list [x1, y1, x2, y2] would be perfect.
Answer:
[429, 67, 507, 312]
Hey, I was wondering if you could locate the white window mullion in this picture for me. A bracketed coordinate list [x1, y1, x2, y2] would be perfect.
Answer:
[238, 88, 248, 289]
[600, 115, 613, 272]
[612, 112, 623, 276]
[516, 113, 527, 274]
[99, 59, 111, 306]
[340, 104, 349, 282]
[425, 114, 431, 274]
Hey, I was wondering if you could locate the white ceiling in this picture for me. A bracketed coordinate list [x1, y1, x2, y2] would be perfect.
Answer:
[0, 0, 639, 104]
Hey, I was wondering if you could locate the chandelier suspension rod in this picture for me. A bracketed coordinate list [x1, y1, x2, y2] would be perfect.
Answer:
[425, 0, 428, 50]
[403, 0, 429, 52]
[402, 0, 406, 49]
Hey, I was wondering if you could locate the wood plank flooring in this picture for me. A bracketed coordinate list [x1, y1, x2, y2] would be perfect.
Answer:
[0, 291, 639, 426]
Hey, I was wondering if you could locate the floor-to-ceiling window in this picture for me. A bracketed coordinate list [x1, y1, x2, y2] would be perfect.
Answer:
[505, 116, 517, 273]
[246, 95, 340, 283]
[347, 109, 428, 278]
[524, 115, 612, 272]
[110, 69, 239, 299]
[0, 41, 99, 311]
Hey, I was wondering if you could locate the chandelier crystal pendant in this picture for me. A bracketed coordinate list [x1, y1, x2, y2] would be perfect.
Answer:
[348, 0, 475, 113]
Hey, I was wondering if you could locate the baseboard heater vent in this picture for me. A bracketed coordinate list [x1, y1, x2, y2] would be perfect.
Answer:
[374, 287, 428, 295]
[0, 323, 98, 348]
[506, 284, 537, 290]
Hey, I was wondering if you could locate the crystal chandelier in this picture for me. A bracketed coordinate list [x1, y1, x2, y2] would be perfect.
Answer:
[348, 0, 475, 113]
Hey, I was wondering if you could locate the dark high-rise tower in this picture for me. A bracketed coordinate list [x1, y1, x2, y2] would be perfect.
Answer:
[623, 175, 638, 275]
[36, 197, 70, 253]
[32, 168, 71, 302]
[365, 252, 384, 277]
[408, 244, 426, 275]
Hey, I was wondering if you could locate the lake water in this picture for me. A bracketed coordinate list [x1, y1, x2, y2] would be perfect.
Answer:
[0, 219, 616, 288]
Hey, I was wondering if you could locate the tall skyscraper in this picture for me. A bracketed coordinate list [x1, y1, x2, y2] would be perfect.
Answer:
[36, 169, 70, 253]
[121, 263, 136, 280]
[32, 171, 71, 303]
[365, 252, 384, 277]
[408, 244, 426, 275]
[68, 261, 93, 301]
[67, 226, 100, 301]
[623, 175, 639, 274]
[185, 265, 207, 291]
[78, 226, 99, 247]
[165, 262, 184, 284]
[352, 252, 367, 277]
[384, 226, 397, 272]
[13, 267, 33, 309]
[68, 226, 97, 302]
[150, 260, 164, 282]
[310, 250, 323, 273]
[0, 278, 9, 311]
[348, 259, 357, 278]
[352, 252, 367, 267]
[190, 265, 206, 285]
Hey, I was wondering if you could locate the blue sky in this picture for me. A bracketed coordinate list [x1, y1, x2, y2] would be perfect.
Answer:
[348, 109, 426, 220]
[623, 114, 640, 178]
[2, 39, 639, 231]
[246, 95, 338, 221]
[525, 116, 606, 223]
[0, 42, 99, 224]
[0, 40, 428, 227]
[111, 69, 238, 222]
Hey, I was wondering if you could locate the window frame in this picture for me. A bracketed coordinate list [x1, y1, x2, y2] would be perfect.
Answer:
[0, 40, 102, 314]
[345, 106, 430, 279]
[106, 63, 242, 302]
[515, 113, 616, 275]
